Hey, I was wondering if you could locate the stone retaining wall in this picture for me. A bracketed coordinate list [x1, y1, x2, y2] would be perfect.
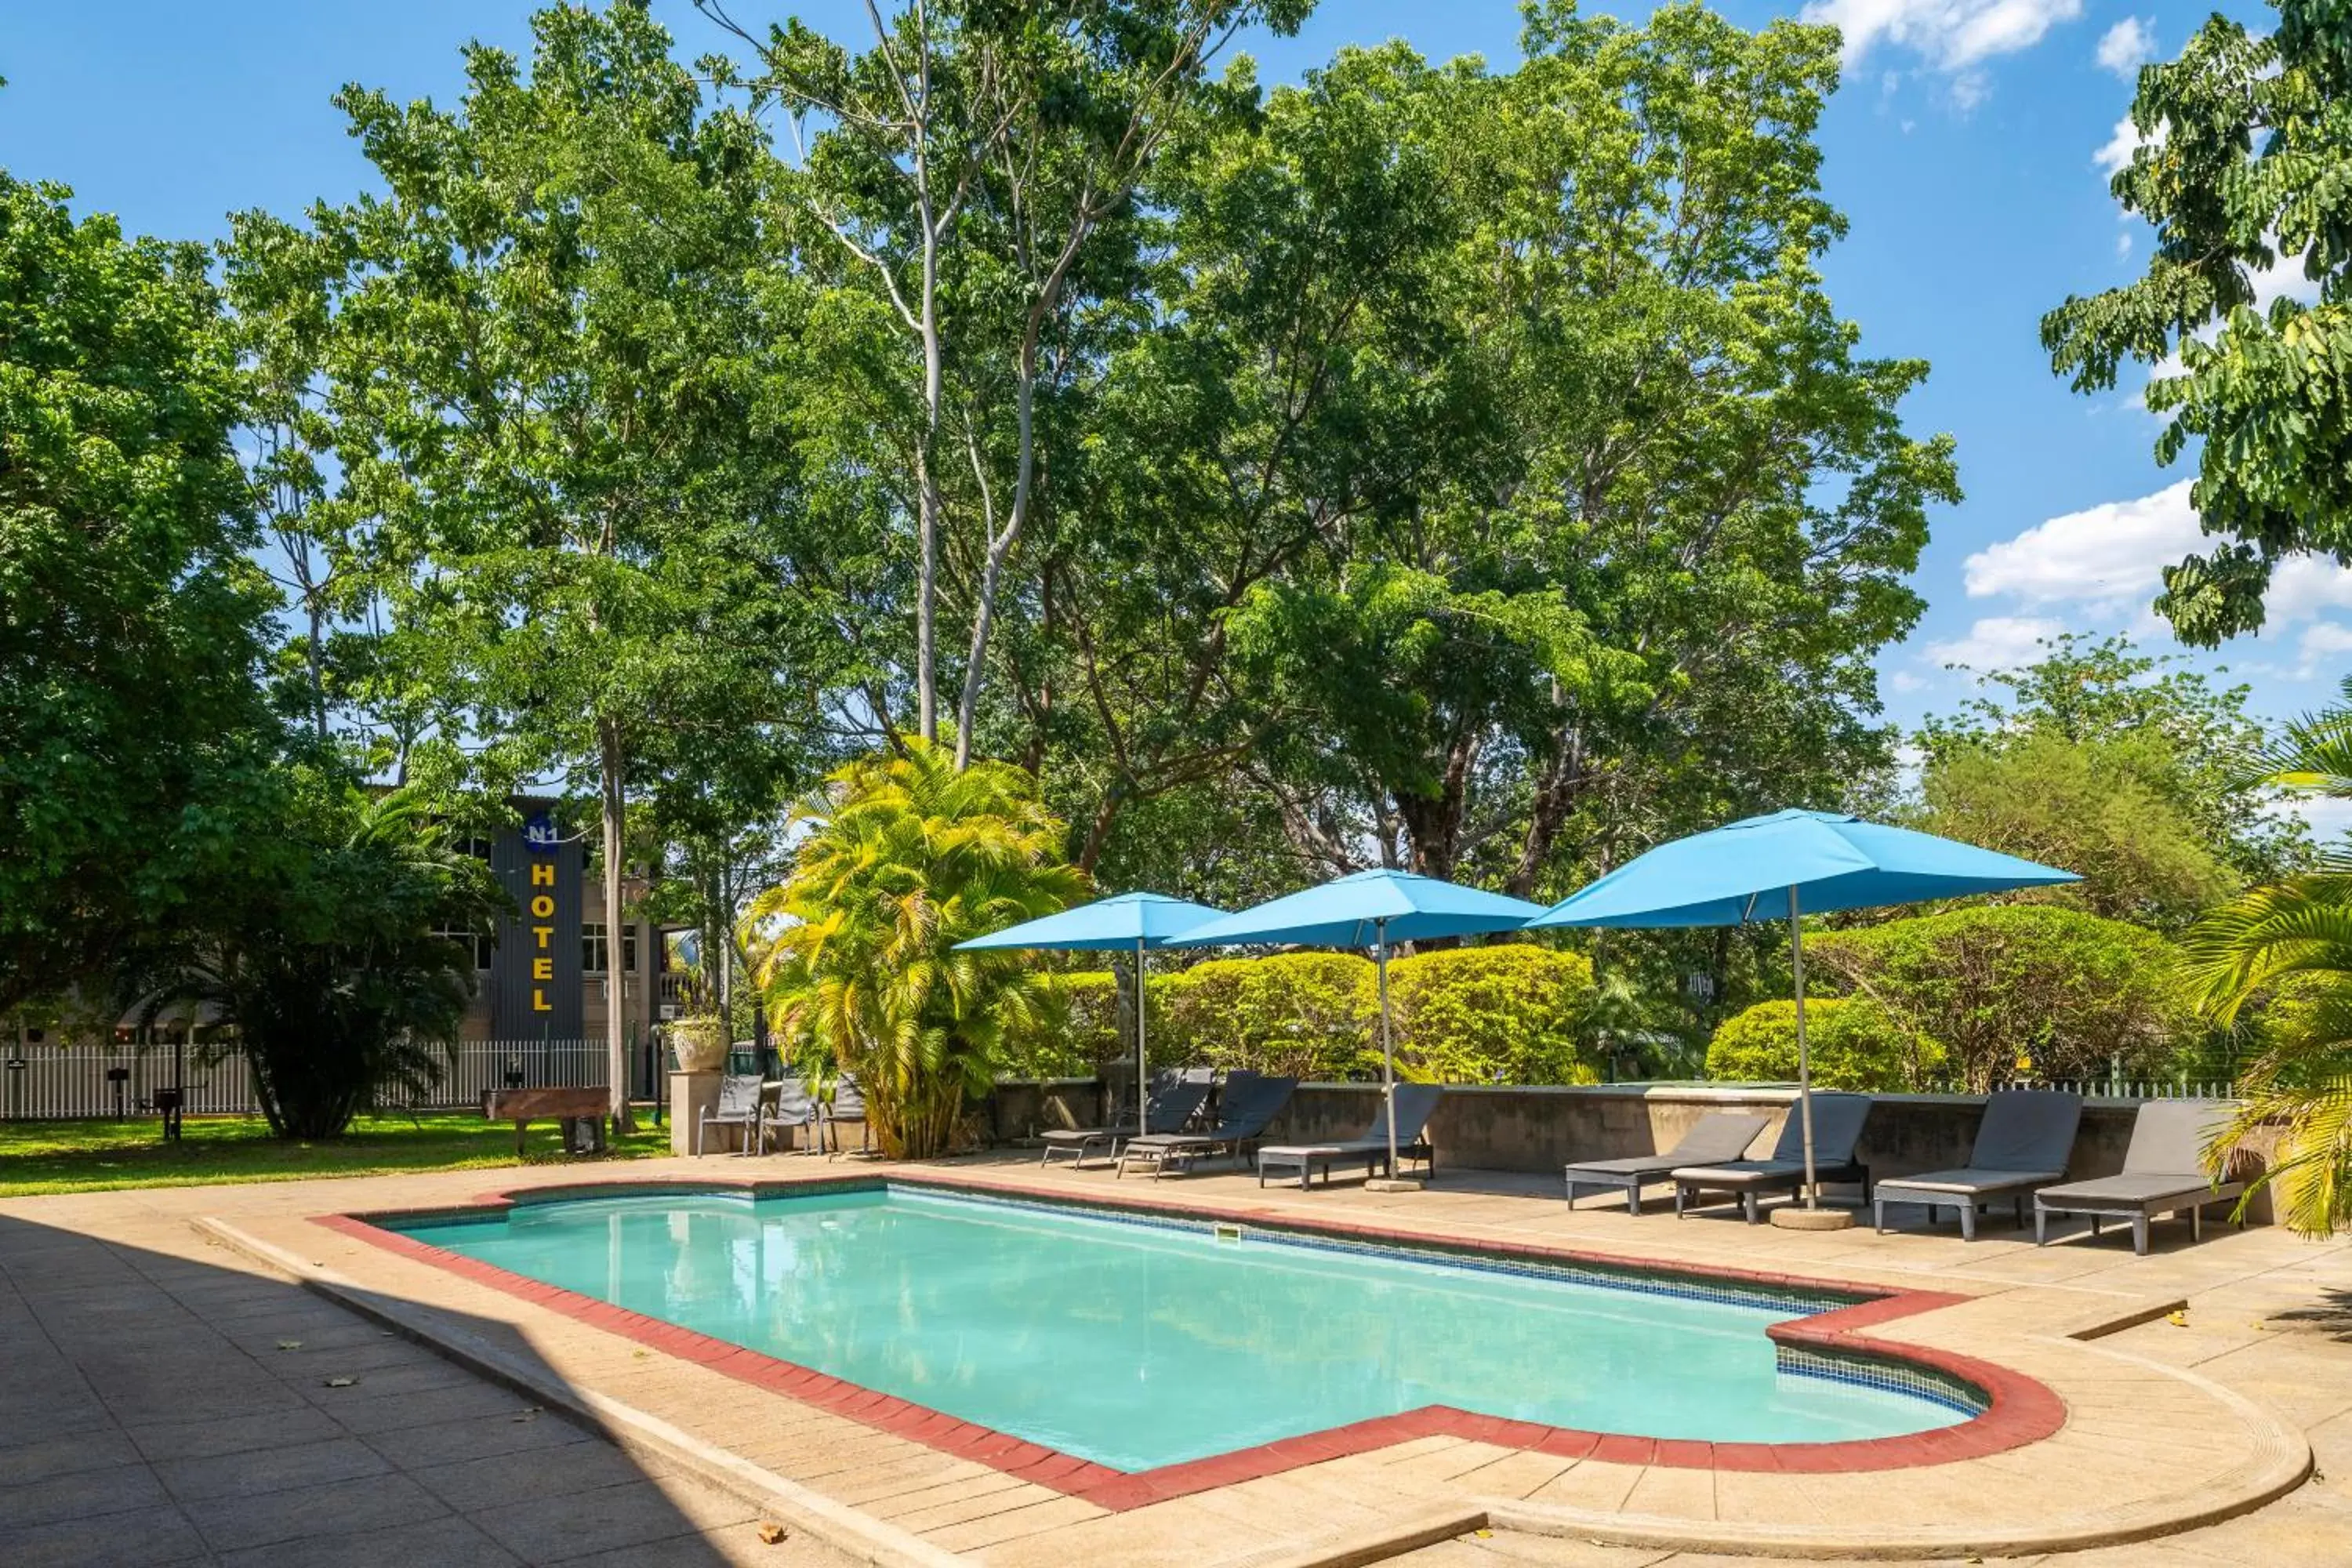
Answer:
[980, 1078, 2276, 1221]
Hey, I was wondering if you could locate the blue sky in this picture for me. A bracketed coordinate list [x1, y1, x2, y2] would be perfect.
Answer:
[5, 0, 2326, 742]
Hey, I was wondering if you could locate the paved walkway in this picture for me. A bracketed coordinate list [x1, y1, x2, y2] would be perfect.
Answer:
[5, 1152, 2349, 1564]
[0, 1206, 851, 1568]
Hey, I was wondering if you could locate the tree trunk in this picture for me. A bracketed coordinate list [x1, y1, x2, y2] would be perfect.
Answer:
[597, 717, 636, 1134]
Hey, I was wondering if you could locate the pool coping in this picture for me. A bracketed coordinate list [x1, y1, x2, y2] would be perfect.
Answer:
[315, 1171, 2067, 1513]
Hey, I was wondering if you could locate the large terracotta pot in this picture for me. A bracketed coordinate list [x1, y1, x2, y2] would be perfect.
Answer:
[669, 1016, 729, 1073]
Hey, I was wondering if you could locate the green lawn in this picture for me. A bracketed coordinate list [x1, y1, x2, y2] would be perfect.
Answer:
[0, 1109, 673, 1198]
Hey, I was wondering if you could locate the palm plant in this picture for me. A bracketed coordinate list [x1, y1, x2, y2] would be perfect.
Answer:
[129, 777, 501, 1138]
[746, 740, 1085, 1159]
[2179, 677, 2352, 1235]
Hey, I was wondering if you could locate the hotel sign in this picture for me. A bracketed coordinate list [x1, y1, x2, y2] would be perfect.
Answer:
[489, 804, 584, 1039]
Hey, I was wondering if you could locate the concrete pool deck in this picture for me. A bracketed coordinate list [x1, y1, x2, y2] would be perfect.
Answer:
[5, 1152, 2349, 1565]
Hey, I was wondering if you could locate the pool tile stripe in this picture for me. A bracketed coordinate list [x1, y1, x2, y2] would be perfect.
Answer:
[318, 1171, 2068, 1512]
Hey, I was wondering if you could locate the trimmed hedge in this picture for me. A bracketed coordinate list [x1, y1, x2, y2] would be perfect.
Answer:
[1385, 944, 1599, 1084]
[1152, 953, 1377, 1080]
[1704, 997, 1937, 1091]
[1007, 942, 1602, 1084]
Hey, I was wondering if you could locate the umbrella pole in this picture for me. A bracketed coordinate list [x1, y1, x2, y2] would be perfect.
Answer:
[1135, 936, 1149, 1138]
[1790, 887, 1818, 1209]
[1377, 920, 1398, 1179]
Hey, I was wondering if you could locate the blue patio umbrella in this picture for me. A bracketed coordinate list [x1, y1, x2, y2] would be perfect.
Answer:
[1525, 810, 2078, 1208]
[1168, 870, 1548, 1182]
[956, 891, 1229, 1135]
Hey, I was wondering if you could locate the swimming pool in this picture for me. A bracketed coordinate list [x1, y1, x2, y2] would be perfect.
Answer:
[387, 1185, 1973, 1472]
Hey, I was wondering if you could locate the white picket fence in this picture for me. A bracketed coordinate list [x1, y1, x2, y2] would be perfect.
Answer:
[0, 1040, 608, 1121]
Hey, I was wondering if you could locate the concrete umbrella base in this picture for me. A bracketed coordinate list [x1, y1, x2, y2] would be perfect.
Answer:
[1769, 1206, 1856, 1232]
[1365, 1178, 1425, 1193]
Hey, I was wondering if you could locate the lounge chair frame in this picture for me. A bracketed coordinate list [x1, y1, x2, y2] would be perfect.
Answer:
[1039, 1075, 1212, 1169]
[1116, 1074, 1298, 1179]
[1668, 1094, 1876, 1224]
[1872, 1089, 2083, 1240]
[1255, 1084, 1444, 1191]
[2033, 1100, 2246, 1255]
[1562, 1111, 1769, 1215]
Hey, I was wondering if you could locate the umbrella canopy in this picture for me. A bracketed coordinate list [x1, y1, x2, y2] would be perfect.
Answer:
[954, 890, 1230, 952]
[1167, 869, 1546, 949]
[1525, 809, 2077, 1213]
[1526, 809, 2078, 930]
[1168, 869, 1548, 1187]
[954, 891, 1229, 1139]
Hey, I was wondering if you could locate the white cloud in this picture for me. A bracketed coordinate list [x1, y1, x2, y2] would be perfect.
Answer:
[2096, 17, 2155, 77]
[2297, 621, 2352, 677]
[1806, 0, 2084, 78]
[1961, 481, 2197, 611]
[1886, 669, 1926, 694]
[1925, 615, 2068, 671]
[2268, 792, 2352, 844]
[2263, 556, 2352, 625]
[2093, 114, 2153, 176]
[2116, 230, 2134, 257]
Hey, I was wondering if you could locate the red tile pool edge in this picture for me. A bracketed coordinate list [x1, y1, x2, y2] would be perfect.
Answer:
[314, 1173, 2067, 1511]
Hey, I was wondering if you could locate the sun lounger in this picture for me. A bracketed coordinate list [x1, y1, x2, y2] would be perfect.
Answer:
[1563, 1111, 1769, 1214]
[1256, 1083, 1444, 1189]
[1039, 1074, 1212, 1167]
[1670, 1093, 1875, 1222]
[2034, 1100, 2245, 1254]
[1116, 1073, 1298, 1178]
[1873, 1089, 2083, 1240]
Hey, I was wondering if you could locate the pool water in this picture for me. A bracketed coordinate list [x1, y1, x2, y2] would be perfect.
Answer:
[393, 1187, 1969, 1471]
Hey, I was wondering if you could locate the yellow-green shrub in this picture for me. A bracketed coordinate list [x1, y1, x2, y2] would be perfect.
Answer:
[1385, 943, 1599, 1084]
[1151, 953, 1376, 1079]
[996, 971, 1123, 1078]
[1704, 997, 1936, 1091]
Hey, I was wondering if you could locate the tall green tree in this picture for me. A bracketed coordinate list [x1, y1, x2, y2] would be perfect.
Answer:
[2042, 0, 2352, 644]
[245, 4, 840, 1124]
[1033, 7, 1950, 893]
[0, 168, 284, 1011]
[1915, 634, 2307, 902]
[702, 0, 1311, 761]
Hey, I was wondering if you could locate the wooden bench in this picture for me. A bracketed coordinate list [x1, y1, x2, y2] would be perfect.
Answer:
[483, 1087, 609, 1157]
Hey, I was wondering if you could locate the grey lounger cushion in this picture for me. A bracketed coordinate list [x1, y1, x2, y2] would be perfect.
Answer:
[1875, 1089, 2082, 1239]
[1668, 1094, 1875, 1221]
[2034, 1100, 2245, 1253]
[1566, 1112, 1768, 1179]
[1110, 1072, 1298, 1171]
[1565, 1112, 1768, 1213]
[1258, 1083, 1444, 1187]
[1040, 1077, 1212, 1163]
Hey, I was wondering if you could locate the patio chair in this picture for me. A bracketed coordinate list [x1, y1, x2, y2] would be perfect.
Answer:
[1872, 1089, 2083, 1241]
[1669, 1093, 1875, 1223]
[1255, 1083, 1444, 1190]
[819, 1073, 872, 1158]
[764, 1075, 821, 1155]
[1116, 1073, 1298, 1178]
[696, 1073, 767, 1156]
[2034, 1100, 2246, 1255]
[1563, 1111, 1770, 1215]
[1039, 1074, 1213, 1168]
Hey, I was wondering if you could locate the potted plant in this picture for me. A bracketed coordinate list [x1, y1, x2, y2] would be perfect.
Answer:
[668, 1014, 729, 1073]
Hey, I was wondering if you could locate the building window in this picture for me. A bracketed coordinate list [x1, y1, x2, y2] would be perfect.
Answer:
[434, 925, 492, 971]
[583, 922, 637, 976]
